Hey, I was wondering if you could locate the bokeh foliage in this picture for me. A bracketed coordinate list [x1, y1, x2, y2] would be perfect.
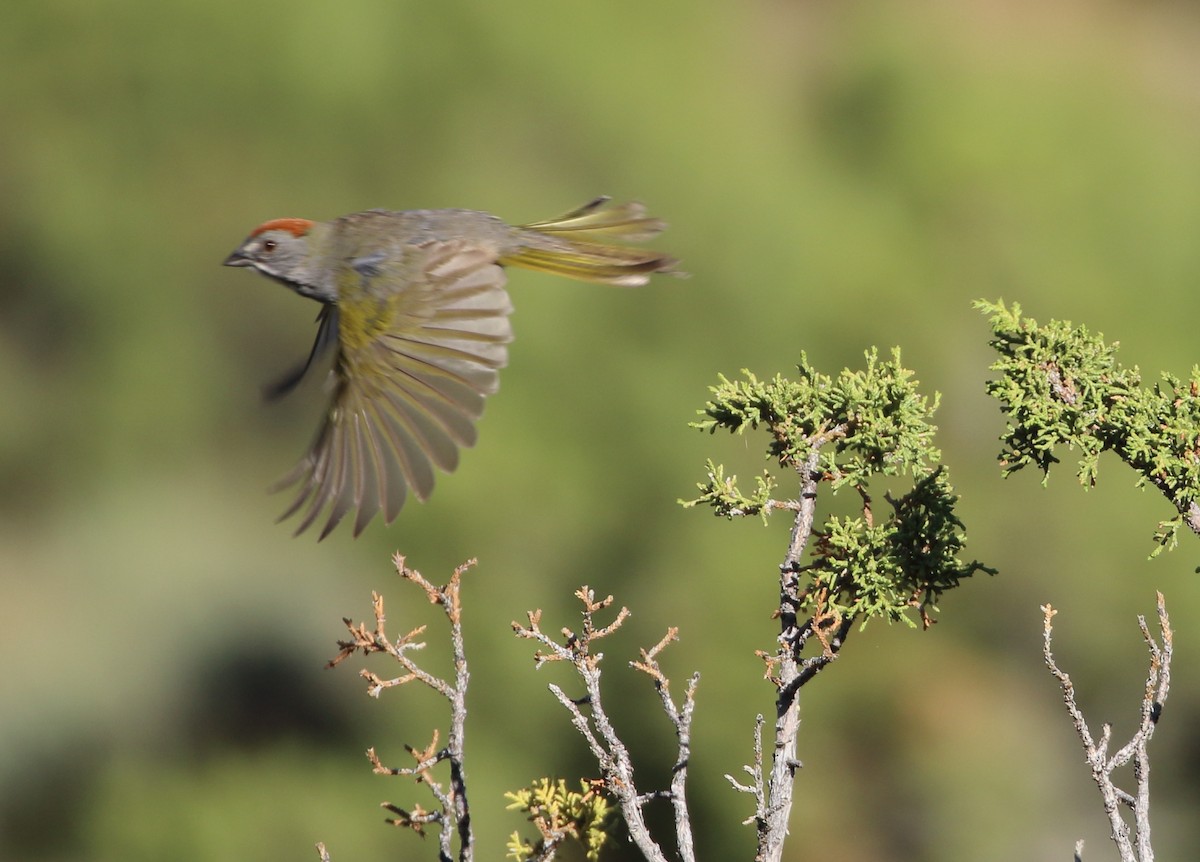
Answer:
[3, 2, 1200, 861]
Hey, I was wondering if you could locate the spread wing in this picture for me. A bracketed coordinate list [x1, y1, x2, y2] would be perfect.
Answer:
[276, 240, 513, 538]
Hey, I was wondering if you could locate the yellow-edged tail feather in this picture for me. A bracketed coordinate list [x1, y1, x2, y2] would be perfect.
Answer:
[501, 197, 682, 287]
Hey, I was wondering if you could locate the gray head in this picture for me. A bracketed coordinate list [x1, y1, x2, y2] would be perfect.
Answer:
[224, 217, 332, 301]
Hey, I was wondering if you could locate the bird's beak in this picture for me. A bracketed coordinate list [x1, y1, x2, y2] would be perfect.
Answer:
[223, 249, 252, 267]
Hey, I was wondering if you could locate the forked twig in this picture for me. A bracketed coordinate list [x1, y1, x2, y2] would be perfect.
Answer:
[322, 556, 478, 862]
[1042, 593, 1172, 862]
[514, 588, 698, 862]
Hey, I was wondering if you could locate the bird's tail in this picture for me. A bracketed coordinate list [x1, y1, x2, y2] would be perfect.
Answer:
[501, 197, 682, 287]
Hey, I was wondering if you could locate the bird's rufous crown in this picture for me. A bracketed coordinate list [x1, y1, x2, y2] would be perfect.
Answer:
[250, 218, 314, 238]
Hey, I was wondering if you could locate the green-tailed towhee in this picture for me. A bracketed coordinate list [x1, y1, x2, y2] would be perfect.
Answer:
[224, 197, 679, 539]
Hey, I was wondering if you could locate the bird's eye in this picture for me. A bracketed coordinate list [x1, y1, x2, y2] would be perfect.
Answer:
[262, 239, 278, 254]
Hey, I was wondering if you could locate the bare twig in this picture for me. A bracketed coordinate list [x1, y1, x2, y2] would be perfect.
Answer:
[1041, 593, 1172, 862]
[515, 588, 662, 862]
[515, 588, 699, 862]
[632, 628, 699, 862]
[324, 556, 478, 862]
[723, 715, 766, 826]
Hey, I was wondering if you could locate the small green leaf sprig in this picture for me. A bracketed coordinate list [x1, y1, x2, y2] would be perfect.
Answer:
[505, 778, 613, 862]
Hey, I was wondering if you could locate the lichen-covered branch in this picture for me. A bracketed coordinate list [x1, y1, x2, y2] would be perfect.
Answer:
[1041, 594, 1172, 862]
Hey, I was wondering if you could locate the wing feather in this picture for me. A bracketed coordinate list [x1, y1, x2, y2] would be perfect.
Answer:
[348, 411, 381, 534]
[277, 239, 513, 538]
[317, 417, 356, 540]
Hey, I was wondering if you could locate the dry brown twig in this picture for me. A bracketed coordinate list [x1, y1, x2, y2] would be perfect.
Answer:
[320, 555, 477, 862]
[513, 587, 699, 862]
[1042, 592, 1172, 862]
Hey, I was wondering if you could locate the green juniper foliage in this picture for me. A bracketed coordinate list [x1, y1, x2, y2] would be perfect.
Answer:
[505, 778, 613, 862]
[978, 299, 1200, 555]
[684, 348, 992, 628]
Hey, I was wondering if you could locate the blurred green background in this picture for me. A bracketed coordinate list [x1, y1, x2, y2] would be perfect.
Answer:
[4, 1, 1200, 860]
